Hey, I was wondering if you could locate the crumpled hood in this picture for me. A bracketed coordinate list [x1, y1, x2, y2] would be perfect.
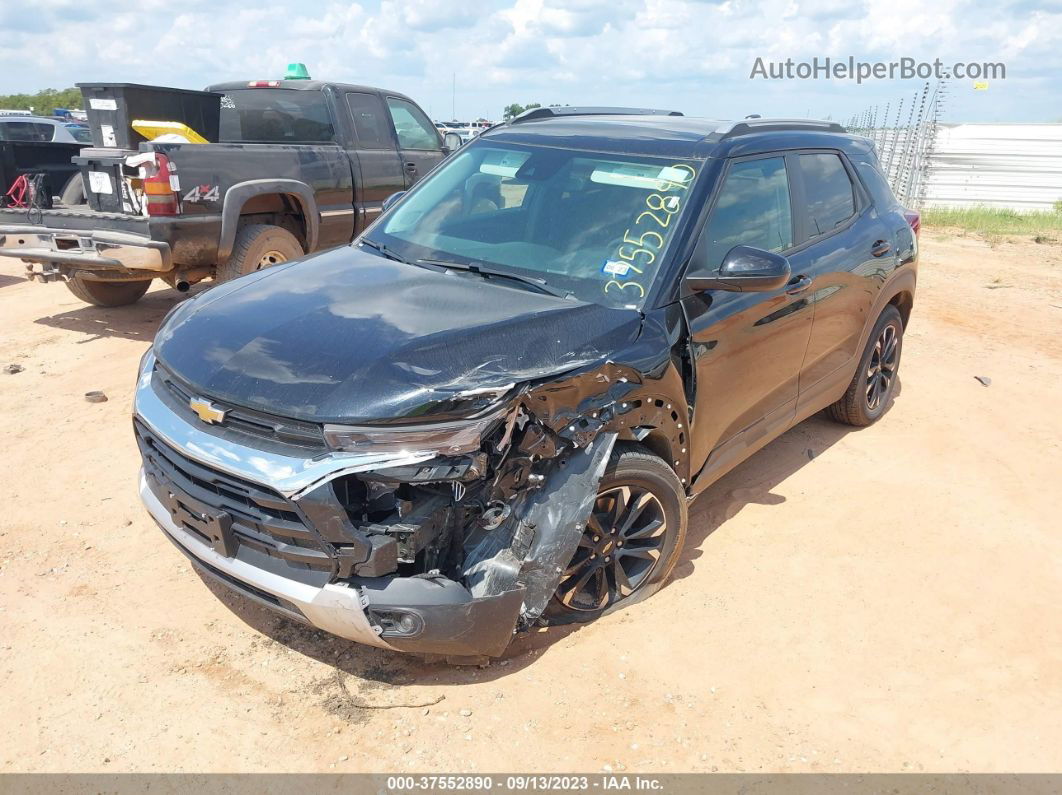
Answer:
[154, 246, 643, 423]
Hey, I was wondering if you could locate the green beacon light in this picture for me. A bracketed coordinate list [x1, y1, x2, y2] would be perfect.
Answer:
[285, 63, 311, 80]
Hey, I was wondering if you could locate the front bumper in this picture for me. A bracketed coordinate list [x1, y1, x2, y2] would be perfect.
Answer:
[141, 470, 389, 647]
[134, 352, 526, 658]
[141, 470, 525, 657]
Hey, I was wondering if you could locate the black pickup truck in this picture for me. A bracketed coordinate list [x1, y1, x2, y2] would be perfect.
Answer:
[0, 80, 459, 306]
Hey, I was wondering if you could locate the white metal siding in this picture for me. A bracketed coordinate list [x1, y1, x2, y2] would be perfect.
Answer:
[921, 124, 1062, 211]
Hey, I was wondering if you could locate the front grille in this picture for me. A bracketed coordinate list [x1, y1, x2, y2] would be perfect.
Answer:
[154, 365, 326, 449]
[135, 419, 334, 573]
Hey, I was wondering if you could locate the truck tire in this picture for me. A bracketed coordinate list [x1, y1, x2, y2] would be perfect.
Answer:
[216, 224, 304, 283]
[59, 175, 85, 206]
[542, 445, 688, 626]
[65, 274, 151, 307]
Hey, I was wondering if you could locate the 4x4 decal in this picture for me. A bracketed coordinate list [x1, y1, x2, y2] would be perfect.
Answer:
[183, 184, 220, 203]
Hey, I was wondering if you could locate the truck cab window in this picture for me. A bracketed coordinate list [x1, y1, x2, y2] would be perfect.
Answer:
[0, 122, 54, 142]
[219, 89, 335, 143]
[702, 157, 793, 269]
[386, 98, 440, 150]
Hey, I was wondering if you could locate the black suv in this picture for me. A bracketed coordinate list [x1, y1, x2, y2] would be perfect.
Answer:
[134, 108, 918, 661]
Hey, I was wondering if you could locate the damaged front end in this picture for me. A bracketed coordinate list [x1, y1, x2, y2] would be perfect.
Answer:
[135, 349, 687, 659]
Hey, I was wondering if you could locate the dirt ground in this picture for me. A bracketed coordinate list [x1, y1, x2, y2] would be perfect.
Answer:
[1, 230, 1060, 774]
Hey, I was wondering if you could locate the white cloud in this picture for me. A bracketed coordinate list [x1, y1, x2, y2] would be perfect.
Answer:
[0, 0, 1058, 122]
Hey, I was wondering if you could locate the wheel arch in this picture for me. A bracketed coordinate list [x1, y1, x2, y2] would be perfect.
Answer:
[888, 288, 914, 329]
[611, 393, 691, 490]
[218, 179, 319, 263]
[852, 268, 917, 358]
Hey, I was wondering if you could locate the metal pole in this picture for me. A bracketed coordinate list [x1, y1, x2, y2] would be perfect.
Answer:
[884, 98, 905, 185]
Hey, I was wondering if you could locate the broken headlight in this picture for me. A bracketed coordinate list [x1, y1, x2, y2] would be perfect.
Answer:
[324, 411, 505, 456]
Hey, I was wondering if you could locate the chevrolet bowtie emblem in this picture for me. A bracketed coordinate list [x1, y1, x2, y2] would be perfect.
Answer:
[189, 397, 227, 424]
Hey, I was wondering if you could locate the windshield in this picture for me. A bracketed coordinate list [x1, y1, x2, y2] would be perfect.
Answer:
[369, 141, 701, 308]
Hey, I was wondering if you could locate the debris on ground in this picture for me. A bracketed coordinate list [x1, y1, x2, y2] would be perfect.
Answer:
[4, 363, 23, 374]
[84, 391, 108, 403]
[974, 376, 992, 387]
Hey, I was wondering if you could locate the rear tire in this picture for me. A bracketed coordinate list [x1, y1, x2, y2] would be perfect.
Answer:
[826, 305, 904, 426]
[216, 224, 303, 283]
[542, 446, 687, 626]
[64, 274, 151, 307]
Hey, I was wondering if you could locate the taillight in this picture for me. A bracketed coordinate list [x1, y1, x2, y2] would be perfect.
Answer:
[904, 209, 921, 237]
[247, 80, 280, 87]
[142, 153, 180, 216]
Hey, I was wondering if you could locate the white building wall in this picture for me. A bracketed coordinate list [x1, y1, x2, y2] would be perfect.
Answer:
[921, 123, 1062, 211]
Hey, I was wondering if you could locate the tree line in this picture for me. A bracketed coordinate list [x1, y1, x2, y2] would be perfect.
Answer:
[0, 88, 83, 116]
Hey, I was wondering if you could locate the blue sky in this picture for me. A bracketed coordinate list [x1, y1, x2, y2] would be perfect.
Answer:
[2, 0, 1059, 124]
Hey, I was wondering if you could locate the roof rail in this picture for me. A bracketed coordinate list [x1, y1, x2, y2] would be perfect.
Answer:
[717, 118, 847, 139]
[511, 106, 683, 124]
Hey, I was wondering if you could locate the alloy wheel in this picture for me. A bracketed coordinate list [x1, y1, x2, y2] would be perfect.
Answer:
[555, 485, 667, 612]
[866, 323, 899, 411]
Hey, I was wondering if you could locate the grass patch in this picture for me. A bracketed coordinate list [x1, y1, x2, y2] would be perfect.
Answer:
[921, 206, 1062, 240]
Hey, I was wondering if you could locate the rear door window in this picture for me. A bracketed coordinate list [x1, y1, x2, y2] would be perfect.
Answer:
[345, 93, 392, 149]
[702, 156, 793, 269]
[799, 153, 856, 237]
[385, 98, 440, 150]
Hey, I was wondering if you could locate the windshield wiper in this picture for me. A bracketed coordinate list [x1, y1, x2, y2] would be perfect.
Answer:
[416, 258, 572, 299]
[358, 238, 409, 264]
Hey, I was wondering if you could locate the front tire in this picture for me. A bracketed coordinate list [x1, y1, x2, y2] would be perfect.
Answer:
[216, 224, 304, 283]
[826, 305, 904, 426]
[64, 274, 151, 307]
[543, 446, 687, 625]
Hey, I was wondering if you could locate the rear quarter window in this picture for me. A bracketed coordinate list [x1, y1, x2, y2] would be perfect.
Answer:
[853, 158, 900, 211]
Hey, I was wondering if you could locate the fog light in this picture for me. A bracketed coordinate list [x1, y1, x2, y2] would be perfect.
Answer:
[367, 607, 425, 638]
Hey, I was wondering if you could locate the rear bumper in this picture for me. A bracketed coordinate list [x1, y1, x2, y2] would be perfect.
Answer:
[0, 224, 171, 274]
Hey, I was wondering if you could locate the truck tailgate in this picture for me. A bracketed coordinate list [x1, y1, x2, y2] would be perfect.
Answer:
[0, 205, 149, 235]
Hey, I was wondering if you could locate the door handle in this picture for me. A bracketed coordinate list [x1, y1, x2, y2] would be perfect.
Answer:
[785, 274, 812, 295]
[404, 162, 417, 174]
[871, 240, 892, 257]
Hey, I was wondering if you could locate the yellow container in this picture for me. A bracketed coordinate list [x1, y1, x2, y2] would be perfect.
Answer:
[131, 119, 209, 144]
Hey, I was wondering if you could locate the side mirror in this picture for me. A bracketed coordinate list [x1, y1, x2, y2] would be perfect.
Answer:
[382, 191, 406, 212]
[685, 245, 791, 293]
[443, 132, 463, 152]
